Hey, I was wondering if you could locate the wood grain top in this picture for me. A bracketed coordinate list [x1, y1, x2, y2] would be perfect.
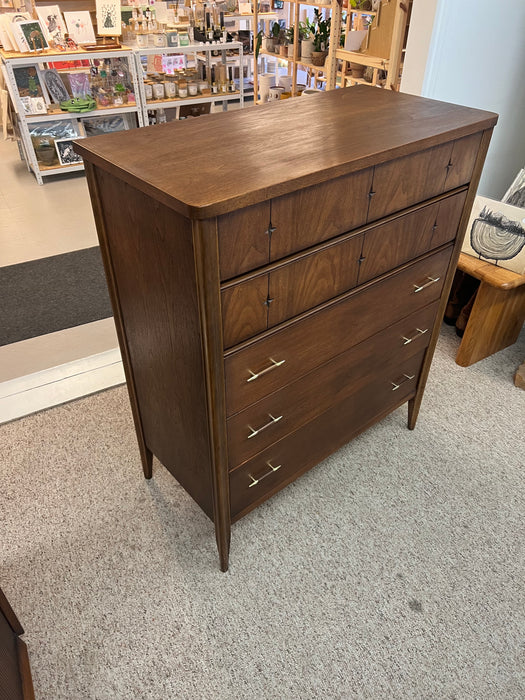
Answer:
[458, 252, 525, 289]
[75, 87, 497, 219]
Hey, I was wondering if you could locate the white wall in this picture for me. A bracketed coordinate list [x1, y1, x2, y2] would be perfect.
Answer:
[401, 0, 525, 198]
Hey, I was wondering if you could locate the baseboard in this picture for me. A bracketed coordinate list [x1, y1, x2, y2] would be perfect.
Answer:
[0, 349, 125, 424]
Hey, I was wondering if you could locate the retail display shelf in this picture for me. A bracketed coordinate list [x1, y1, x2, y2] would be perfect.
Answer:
[145, 92, 241, 109]
[260, 49, 327, 73]
[0, 47, 134, 65]
[25, 105, 139, 123]
[136, 41, 243, 56]
[36, 163, 85, 175]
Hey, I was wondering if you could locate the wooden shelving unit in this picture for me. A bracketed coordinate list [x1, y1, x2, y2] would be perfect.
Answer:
[328, 0, 411, 91]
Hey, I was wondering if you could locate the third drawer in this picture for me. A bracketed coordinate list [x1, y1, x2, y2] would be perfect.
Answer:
[229, 349, 426, 519]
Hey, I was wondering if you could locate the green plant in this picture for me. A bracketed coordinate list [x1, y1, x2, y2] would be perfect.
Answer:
[285, 25, 294, 44]
[312, 8, 330, 52]
[271, 21, 281, 39]
[255, 29, 263, 59]
[298, 18, 315, 40]
[350, 0, 372, 9]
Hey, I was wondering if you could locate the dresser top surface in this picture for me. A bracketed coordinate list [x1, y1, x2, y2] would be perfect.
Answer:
[75, 86, 497, 219]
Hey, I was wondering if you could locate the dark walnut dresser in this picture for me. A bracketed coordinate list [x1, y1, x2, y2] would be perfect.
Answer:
[76, 87, 497, 571]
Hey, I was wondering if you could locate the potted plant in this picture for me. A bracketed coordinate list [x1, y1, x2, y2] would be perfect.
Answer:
[285, 25, 298, 58]
[269, 21, 281, 53]
[311, 9, 330, 66]
[299, 18, 315, 60]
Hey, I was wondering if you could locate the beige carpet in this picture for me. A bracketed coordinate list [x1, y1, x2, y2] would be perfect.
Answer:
[1, 326, 524, 699]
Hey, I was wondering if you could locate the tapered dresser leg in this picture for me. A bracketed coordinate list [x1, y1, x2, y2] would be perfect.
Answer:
[216, 523, 231, 572]
[407, 397, 418, 431]
[141, 445, 153, 480]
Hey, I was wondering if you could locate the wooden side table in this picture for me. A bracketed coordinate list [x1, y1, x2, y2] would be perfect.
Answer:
[455, 253, 525, 367]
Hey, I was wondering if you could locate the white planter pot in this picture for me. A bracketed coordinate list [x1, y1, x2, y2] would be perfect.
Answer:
[258, 72, 275, 103]
[301, 38, 314, 60]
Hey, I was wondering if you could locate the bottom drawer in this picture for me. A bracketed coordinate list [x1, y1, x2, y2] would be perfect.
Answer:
[229, 350, 425, 520]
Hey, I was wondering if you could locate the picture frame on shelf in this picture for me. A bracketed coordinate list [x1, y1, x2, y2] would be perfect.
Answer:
[64, 11, 96, 45]
[0, 12, 31, 52]
[12, 20, 49, 52]
[30, 96, 48, 114]
[13, 65, 45, 98]
[36, 6, 67, 44]
[55, 137, 84, 166]
[40, 68, 70, 104]
[81, 114, 131, 137]
[96, 0, 122, 37]
[462, 195, 525, 275]
[272, 0, 284, 9]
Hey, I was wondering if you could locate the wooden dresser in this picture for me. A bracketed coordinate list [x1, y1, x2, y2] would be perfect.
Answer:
[76, 87, 497, 571]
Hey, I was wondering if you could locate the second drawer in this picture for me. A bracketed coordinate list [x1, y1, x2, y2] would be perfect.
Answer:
[226, 303, 437, 470]
[224, 246, 452, 416]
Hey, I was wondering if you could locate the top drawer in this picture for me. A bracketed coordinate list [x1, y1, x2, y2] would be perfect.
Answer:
[217, 133, 481, 281]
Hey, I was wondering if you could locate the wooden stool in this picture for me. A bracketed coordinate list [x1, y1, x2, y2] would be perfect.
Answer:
[455, 253, 525, 366]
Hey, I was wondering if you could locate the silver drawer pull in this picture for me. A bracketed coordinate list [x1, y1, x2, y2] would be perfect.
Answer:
[247, 413, 282, 439]
[391, 373, 416, 391]
[247, 358, 286, 383]
[248, 462, 282, 488]
[402, 328, 428, 345]
[413, 276, 440, 293]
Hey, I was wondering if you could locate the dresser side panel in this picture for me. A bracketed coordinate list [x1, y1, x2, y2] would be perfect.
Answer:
[94, 169, 213, 517]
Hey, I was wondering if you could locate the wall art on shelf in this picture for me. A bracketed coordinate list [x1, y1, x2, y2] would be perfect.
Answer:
[13, 65, 44, 98]
[0, 12, 31, 52]
[55, 137, 84, 166]
[64, 11, 96, 45]
[40, 68, 70, 104]
[30, 96, 48, 114]
[503, 169, 525, 208]
[36, 6, 67, 44]
[12, 20, 49, 52]
[96, 0, 122, 37]
[82, 114, 131, 136]
[462, 195, 525, 274]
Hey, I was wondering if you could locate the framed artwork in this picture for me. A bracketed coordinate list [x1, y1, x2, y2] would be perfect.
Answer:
[81, 115, 130, 136]
[503, 169, 525, 208]
[96, 0, 122, 37]
[0, 12, 31, 52]
[12, 20, 49, 52]
[13, 65, 44, 98]
[272, 0, 284, 8]
[64, 11, 96, 45]
[462, 195, 525, 274]
[40, 68, 70, 104]
[30, 96, 48, 114]
[36, 6, 67, 44]
[55, 137, 84, 166]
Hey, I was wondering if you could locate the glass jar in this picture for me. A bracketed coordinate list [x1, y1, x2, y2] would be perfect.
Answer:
[153, 31, 167, 48]
[166, 30, 179, 47]
[188, 81, 198, 97]
[136, 32, 148, 49]
[152, 82, 165, 100]
[164, 80, 177, 99]
[144, 82, 153, 100]
[178, 80, 188, 98]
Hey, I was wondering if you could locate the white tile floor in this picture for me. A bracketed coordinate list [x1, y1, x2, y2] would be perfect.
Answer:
[0, 137, 122, 423]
